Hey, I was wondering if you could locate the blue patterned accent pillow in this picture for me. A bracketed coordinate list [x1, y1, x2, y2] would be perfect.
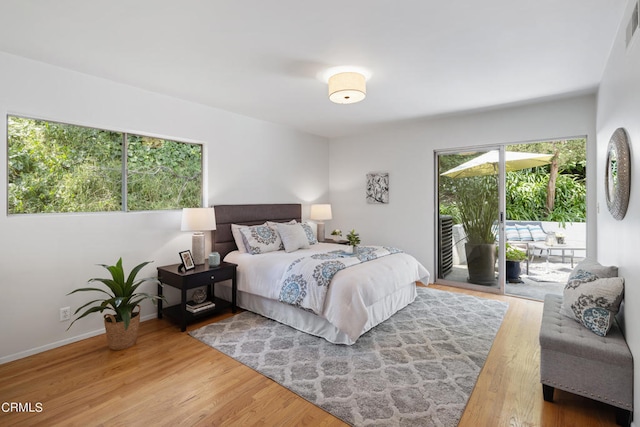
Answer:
[561, 259, 620, 320]
[580, 306, 613, 337]
[301, 222, 318, 245]
[240, 223, 283, 254]
[561, 276, 624, 336]
[570, 259, 618, 278]
[231, 224, 250, 253]
[566, 269, 598, 289]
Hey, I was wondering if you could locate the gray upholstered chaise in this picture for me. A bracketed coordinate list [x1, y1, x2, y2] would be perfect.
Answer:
[539, 294, 633, 426]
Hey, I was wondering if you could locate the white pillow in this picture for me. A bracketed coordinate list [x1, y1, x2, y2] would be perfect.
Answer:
[239, 223, 283, 254]
[267, 219, 296, 227]
[276, 223, 310, 253]
[231, 224, 248, 253]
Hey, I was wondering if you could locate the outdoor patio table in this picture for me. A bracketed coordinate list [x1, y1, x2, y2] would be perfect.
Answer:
[530, 241, 586, 273]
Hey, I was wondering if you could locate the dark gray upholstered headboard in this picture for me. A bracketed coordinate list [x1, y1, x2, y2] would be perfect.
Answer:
[212, 204, 302, 259]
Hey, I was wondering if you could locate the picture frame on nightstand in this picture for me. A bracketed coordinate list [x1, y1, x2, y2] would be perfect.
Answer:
[179, 250, 195, 271]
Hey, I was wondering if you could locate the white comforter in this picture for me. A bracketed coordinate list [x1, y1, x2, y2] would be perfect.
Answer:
[225, 243, 430, 342]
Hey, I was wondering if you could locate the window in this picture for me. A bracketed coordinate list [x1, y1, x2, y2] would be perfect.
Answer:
[7, 116, 202, 214]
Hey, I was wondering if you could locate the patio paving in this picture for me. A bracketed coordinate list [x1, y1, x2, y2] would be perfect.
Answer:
[441, 254, 578, 301]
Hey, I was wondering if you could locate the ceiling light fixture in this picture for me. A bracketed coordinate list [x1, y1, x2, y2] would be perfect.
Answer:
[328, 71, 366, 104]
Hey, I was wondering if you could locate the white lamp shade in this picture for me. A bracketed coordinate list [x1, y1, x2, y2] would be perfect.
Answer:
[181, 207, 217, 231]
[328, 72, 366, 104]
[310, 204, 332, 221]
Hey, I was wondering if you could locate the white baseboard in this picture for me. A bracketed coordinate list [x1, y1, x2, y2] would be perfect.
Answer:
[0, 313, 158, 365]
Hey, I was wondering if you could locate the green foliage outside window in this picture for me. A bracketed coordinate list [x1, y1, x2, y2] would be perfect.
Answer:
[440, 169, 586, 225]
[127, 135, 202, 211]
[7, 116, 202, 214]
[438, 139, 587, 225]
[505, 170, 586, 223]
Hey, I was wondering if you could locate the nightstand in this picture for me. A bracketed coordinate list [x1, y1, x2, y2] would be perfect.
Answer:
[157, 262, 237, 331]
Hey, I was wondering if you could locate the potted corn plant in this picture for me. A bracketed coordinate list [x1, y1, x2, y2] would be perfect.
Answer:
[455, 175, 499, 285]
[67, 258, 165, 350]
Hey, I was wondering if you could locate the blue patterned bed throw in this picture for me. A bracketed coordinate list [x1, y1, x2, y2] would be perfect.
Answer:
[278, 246, 402, 314]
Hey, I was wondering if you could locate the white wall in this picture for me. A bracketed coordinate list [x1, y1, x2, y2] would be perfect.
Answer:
[596, 0, 640, 420]
[329, 95, 598, 273]
[0, 52, 329, 363]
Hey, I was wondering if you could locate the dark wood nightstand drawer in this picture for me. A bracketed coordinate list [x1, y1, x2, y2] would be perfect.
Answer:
[208, 267, 234, 282]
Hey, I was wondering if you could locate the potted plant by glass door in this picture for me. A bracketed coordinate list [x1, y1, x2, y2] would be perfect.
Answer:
[455, 176, 499, 286]
[505, 243, 527, 283]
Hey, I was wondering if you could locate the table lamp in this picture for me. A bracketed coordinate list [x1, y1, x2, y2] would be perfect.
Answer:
[181, 207, 217, 265]
[310, 204, 332, 242]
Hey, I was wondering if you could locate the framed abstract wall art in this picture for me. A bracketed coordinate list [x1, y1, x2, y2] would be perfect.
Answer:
[366, 172, 389, 204]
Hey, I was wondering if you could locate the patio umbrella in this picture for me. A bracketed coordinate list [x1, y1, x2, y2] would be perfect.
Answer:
[441, 150, 554, 178]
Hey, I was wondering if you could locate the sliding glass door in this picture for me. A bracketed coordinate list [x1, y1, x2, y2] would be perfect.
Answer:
[436, 138, 587, 299]
[436, 148, 504, 292]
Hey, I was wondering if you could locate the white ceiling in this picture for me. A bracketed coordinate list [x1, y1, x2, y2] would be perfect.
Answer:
[0, 1, 627, 138]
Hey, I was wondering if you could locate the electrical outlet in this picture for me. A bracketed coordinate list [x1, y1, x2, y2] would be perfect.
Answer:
[59, 306, 71, 322]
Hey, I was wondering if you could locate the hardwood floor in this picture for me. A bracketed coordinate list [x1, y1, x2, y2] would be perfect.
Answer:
[0, 285, 618, 426]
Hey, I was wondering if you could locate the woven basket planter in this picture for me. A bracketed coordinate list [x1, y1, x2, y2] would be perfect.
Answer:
[103, 306, 141, 351]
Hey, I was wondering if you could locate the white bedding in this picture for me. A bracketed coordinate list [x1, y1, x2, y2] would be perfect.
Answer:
[224, 243, 430, 344]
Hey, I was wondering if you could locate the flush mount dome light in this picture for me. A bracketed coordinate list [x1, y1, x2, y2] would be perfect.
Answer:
[328, 71, 366, 104]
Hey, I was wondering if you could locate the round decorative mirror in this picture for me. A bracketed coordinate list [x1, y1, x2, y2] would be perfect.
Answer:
[605, 128, 631, 220]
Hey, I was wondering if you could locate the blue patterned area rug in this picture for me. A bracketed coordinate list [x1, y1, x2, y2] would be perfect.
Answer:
[190, 287, 508, 426]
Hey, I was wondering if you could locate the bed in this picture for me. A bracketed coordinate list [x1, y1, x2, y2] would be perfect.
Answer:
[212, 203, 430, 345]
